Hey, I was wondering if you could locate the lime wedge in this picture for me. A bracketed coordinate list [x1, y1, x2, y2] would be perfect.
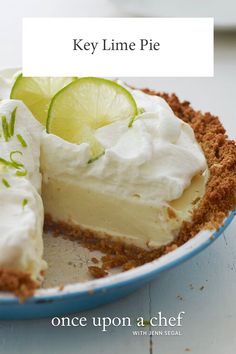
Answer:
[47, 77, 138, 158]
[10, 75, 76, 125]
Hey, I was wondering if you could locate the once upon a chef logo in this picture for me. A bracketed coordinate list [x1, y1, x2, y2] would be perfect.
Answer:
[51, 311, 185, 335]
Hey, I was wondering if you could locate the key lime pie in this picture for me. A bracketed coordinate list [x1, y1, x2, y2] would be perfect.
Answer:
[0, 71, 235, 298]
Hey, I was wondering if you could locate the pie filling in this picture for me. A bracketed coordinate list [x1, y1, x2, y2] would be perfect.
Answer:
[42, 173, 207, 250]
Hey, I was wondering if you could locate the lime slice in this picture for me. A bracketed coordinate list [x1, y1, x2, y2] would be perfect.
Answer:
[47, 77, 138, 158]
[10, 75, 76, 125]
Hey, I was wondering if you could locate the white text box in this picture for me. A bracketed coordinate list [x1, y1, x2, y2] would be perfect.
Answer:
[23, 18, 214, 77]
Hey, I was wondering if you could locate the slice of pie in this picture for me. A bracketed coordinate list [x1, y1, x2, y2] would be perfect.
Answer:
[0, 100, 47, 297]
[0, 73, 235, 298]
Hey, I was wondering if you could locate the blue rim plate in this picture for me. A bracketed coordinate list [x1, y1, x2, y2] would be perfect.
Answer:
[0, 212, 235, 319]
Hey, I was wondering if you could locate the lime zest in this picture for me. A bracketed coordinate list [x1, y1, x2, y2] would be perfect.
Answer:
[22, 198, 28, 208]
[10, 150, 24, 169]
[9, 107, 17, 136]
[16, 169, 28, 177]
[0, 151, 26, 176]
[1, 116, 10, 141]
[1, 108, 18, 141]
[138, 107, 145, 114]
[2, 178, 10, 188]
[0, 157, 12, 167]
[16, 134, 28, 148]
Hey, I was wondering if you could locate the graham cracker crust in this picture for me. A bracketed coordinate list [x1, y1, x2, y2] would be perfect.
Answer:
[44, 89, 236, 278]
[0, 269, 37, 301]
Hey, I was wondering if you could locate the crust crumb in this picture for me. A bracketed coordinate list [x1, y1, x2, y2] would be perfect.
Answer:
[101, 255, 128, 270]
[91, 257, 99, 264]
[88, 266, 108, 278]
[167, 207, 177, 219]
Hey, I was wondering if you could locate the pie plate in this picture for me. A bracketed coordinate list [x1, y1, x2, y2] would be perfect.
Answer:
[0, 211, 235, 320]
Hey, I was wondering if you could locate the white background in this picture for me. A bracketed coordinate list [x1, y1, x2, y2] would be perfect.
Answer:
[0, 1, 236, 354]
[22, 17, 213, 77]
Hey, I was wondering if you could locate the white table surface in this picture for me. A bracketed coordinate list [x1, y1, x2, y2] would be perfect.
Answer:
[0, 1, 236, 353]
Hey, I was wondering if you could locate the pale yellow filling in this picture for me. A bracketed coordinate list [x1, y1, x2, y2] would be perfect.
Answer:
[42, 173, 206, 249]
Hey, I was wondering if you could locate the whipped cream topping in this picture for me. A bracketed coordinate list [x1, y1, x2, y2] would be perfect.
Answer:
[42, 87, 208, 205]
[0, 100, 46, 280]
